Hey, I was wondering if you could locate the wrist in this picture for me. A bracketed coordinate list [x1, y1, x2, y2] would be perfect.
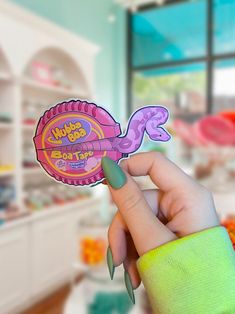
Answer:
[176, 216, 220, 238]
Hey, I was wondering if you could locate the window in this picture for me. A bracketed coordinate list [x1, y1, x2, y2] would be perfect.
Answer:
[213, 59, 235, 112]
[133, 63, 206, 117]
[128, 0, 235, 117]
[132, 1, 207, 67]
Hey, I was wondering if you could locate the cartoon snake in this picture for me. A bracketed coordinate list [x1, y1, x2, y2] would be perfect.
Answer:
[111, 106, 170, 153]
[43, 106, 170, 154]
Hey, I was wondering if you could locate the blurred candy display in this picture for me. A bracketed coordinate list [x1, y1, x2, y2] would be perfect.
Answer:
[31, 60, 72, 89]
[195, 115, 235, 146]
[0, 182, 15, 209]
[222, 217, 235, 250]
[0, 205, 27, 224]
[23, 100, 38, 125]
[24, 184, 91, 211]
[173, 111, 235, 191]
[23, 144, 38, 168]
[77, 208, 114, 272]
[22, 99, 50, 125]
[0, 180, 23, 225]
[80, 237, 106, 266]
[0, 112, 12, 123]
[0, 164, 14, 173]
[173, 111, 235, 147]
[219, 111, 235, 125]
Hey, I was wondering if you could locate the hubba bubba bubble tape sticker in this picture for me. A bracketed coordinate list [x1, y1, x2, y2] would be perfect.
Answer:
[33, 100, 171, 186]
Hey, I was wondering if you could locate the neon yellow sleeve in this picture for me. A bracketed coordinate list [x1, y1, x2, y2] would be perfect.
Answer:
[137, 226, 235, 314]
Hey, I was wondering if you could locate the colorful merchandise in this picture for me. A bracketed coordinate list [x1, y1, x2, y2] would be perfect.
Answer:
[174, 113, 235, 147]
[88, 291, 132, 314]
[194, 115, 235, 146]
[222, 217, 235, 249]
[80, 237, 106, 265]
[34, 100, 170, 186]
[219, 111, 235, 125]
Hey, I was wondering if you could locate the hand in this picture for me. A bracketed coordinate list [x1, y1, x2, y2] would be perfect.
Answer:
[102, 152, 219, 296]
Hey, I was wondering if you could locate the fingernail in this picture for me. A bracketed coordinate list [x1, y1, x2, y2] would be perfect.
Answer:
[107, 247, 115, 280]
[124, 270, 135, 305]
[101, 157, 126, 189]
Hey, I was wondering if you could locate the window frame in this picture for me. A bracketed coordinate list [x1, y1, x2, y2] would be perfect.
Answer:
[127, 0, 235, 115]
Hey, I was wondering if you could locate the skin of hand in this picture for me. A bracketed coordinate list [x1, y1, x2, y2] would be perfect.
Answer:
[102, 152, 220, 289]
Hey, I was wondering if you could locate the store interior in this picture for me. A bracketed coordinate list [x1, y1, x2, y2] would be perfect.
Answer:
[0, 0, 235, 313]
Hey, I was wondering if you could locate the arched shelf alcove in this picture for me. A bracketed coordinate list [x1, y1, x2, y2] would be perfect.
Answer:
[22, 46, 91, 100]
[20, 46, 92, 137]
[20, 46, 93, 189]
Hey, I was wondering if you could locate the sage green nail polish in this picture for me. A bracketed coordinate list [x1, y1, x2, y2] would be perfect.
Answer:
[107, 247, 115, 280]
[101, 157, 127, 189]
[124, 270, 135, 305]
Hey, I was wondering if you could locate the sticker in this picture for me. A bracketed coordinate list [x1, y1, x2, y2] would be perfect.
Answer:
[34, 100, 170, 186]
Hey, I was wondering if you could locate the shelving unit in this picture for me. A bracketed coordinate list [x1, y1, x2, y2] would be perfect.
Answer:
[22, 124, 35, 131]
[0, 3, 100, 313]
[0, 169, 15, 178]
[22, 77, 88, 99]
[0, 5, 99, 216]
[0, 0, 101, 240]
[20, 47, 94, 213]
[0, 46, 16, 220]
[23, 167, 42, 175]
[0, 122, 14, 130]
[0, 72, 12, 82]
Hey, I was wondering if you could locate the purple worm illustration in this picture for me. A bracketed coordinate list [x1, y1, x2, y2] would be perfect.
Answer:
[111, 106, 170, 153]
[43, 106, 170, 154]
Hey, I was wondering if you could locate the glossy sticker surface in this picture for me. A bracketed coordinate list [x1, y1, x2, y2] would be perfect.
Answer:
[34, 100, 170, 186]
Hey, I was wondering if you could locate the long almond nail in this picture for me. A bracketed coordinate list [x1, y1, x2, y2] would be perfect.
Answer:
[124, 270, 135, 304]
[107, 247, 115, 280]
[101, 157, 126, 189]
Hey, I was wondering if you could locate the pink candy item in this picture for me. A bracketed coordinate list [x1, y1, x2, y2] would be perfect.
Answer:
[33, 100, 170, 186]
[194, 115, 235, 146]
[173, 120, 196, 146]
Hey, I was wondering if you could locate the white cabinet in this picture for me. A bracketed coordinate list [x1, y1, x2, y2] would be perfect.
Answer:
[0, 227, 30, 314]
[0, 197, 99, 314]
[31, 212, 75, 297]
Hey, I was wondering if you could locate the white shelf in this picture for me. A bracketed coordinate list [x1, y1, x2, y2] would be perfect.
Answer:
[22, 124, 36, 131]
[0, 196, 100, 232]
[23, 167, 41, 175]
[31, 196, 96, 220]
[0, 123, 13, 130]
[0, 169, 15, 177]
[0, 72, 12, 82]
[21, 77, 89, 98]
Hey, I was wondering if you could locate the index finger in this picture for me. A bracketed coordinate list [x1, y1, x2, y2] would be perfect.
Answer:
[120, 152, 193, 192]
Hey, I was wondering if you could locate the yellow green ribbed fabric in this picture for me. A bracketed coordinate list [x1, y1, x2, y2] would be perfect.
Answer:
[137, 226, 235, 314]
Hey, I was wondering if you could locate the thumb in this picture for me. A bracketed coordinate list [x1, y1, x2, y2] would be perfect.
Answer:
[102, 157, 177, 256]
